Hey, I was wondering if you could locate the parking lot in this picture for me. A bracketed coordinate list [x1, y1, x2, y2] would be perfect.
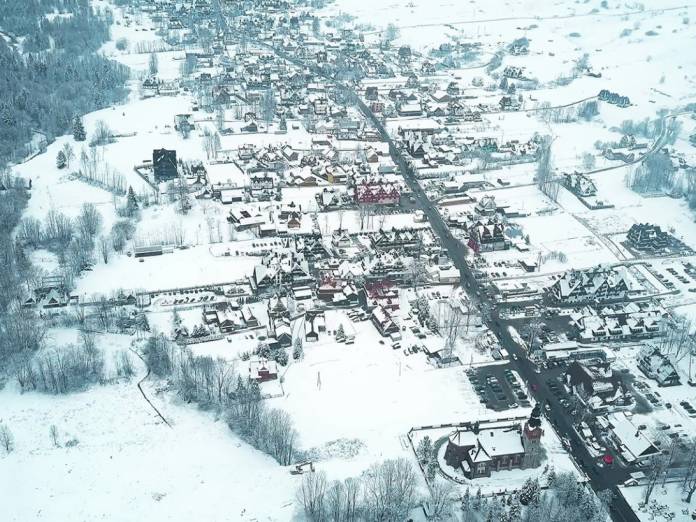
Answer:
[466, 364, 531, 411]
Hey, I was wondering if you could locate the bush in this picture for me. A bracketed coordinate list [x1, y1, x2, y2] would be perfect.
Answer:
[115, 37, 128, 50]
[110, 219, 135, 252]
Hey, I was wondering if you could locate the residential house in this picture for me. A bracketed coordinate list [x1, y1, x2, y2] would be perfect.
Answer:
[371, 305, 399, 337]
[249, 357, 278, 382]
[564, 361, 630, 411]
[638, 345, 680, 387]
[550, 266, 631, 304]
[467, 221, 510, 253]
[626, 224, 672, 253]
[355, 181, 400, 206]
[563, 172, 597, 197]
[153, 149, 178, 182]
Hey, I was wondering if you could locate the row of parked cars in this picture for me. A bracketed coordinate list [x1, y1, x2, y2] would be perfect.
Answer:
[466, 368, 530, 410]
[504, 368, 532, 408]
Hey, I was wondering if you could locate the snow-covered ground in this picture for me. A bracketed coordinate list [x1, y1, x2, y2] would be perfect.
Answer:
[5, 0, 696, 520]
[0, 330, 298, 522]
[621, 483, 695, 522]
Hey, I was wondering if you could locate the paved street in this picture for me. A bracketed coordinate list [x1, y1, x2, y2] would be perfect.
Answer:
[219, 2, 642, 515]
[356, 81, 641, 522]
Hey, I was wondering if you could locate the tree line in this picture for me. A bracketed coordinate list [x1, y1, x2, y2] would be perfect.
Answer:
[142, 334, 297, 465]
[297, 458, 419, 522]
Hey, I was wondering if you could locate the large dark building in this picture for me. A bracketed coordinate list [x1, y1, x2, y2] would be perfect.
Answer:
[626, 223, 670, 253]
[153, 149, 178, 182]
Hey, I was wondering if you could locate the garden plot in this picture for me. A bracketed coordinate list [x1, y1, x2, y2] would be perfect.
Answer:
[217, 120, 314, 152]
[205, 162, 246, 187]
[114, 50, 185, 81]
[476, 210, 619, 278]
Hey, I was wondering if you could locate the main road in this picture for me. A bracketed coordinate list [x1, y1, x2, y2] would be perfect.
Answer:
[214, 3, 640, 517]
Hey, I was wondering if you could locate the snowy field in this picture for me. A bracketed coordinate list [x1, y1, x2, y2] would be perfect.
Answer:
[0, 330, 298, 522]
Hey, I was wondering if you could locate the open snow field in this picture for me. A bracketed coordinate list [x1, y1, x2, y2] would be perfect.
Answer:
[0, 330, 298, 522]
[76, 245, 257, 295]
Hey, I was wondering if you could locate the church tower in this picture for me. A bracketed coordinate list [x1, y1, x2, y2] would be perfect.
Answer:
[522, 404, 544, 467]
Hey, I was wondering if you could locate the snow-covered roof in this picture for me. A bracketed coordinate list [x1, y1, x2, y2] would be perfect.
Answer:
[608, 413, 658, 462]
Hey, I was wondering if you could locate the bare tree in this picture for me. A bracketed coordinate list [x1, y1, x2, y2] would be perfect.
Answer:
[442, 300, 463, 356]
[202, 129, 221, 160]
[62, 142, 75, 169]
[683, 439, 696, 502]
[175, 175, 191, 214]
[99, 235, 110, 263]
[148, 52, 159, 76]
[89, 120, 114, 147]
[298, 470, 328, 521]
[382, 23, 400, 47]
[49, 424, 60, 447]
[17, 217, 43, 247]
[644, 453, 668, 504]
[77, 203, 102, 240]
[359, 204, 375, 231]
[1, 306, 46, 359]
[44, 209, 74, 246]
[261, 88, 276, 126]
[658, 316, 694, 363]
[327, 480, 347, 522]
[343, 477, 361, 521]
[536, 135, 559, 202]
[115, 350, 135, 378]
[96, 296, 114, 330]
[362, 458, 418, 521]
[429, 480, 455, 520]
[0, 423, 15, 453]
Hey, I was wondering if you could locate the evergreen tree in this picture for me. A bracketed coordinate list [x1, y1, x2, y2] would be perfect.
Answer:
[472, 488, 483, 510]
[486, 497, 505, 522]
[426, 459, 438, 482]
[519, 478, 540, 506]
[56, 150, 66, 169]
[273, 347, 289, 366]
[126, 186, 138, 215]
[73, 116, 86, 142]
[461, 487, 471, 512]
[416, 435, 433, 464]
[336, 323, 345, 340]
[508, 501, 521, 521]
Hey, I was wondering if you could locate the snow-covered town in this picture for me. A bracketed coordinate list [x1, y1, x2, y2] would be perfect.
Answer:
[2, 0, 696, 520]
